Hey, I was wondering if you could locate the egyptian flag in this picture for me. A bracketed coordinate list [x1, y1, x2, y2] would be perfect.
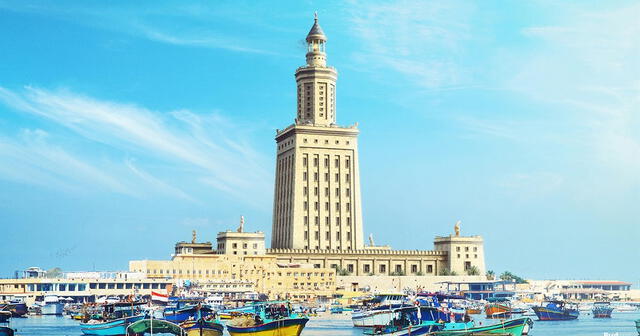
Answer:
[151, 291, 169, 304]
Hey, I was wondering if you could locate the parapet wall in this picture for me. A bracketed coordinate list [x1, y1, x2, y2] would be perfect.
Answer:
[267, 248, 447, 256]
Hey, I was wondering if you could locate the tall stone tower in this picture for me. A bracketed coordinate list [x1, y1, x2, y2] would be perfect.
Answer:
[271, 15, 364, 251]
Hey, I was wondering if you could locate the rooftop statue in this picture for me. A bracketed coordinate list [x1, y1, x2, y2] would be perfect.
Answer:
[368, 233, 375, 247]
[455, 220, 461, 237]
[238, 216, 245, 233]
[192, 230, 197, 243]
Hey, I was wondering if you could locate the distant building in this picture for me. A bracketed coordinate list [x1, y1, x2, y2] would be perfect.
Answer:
[439, 280, 517, 300]
[217, 217, 265, 256]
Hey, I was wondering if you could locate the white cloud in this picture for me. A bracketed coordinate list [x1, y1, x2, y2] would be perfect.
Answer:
[346, 0, 474, 89]
[0, 86, 271, 206]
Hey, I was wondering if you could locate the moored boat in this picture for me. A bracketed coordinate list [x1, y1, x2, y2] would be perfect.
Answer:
[351, 293, 410, 327]
[0, 312, 10, 324]
[41, 295, 64, 315]
[592, 302, 613, 318]
[431, 317, 532, 336]
[0, 327, 15, 336]
[0, 300, 28, 318]
[80, 315, 145, 335]
[127, 318, 185, 335]
[181, 318, 224, 336]
[362, 307, 442, 336]
[634, 319, 640, 335]
[485, 298, 512, 319]
[532, 301, 579, 321]
[226, 318, 308, 336]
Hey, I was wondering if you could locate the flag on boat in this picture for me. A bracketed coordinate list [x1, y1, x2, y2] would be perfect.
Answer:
[151, 291, 169, 303]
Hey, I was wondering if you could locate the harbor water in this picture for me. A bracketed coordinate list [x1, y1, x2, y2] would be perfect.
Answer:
[5, 312, 640, 336]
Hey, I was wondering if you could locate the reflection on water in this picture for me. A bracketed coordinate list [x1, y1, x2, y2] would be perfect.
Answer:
[5, 312, 640, 336]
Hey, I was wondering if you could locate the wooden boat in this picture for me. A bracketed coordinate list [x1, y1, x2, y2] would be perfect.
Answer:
[592, 302, 613, 318]
[80, 314, 145, 335]
[431, 317, 532, 336]
[532, 301, 579, 321]
[484, 298, 512, 319]
[352, 293, 409, 327]
[0, 327, 15, 336]
[226, 317, 309, 336]
[127, 318, 185, 335]
[0, 301, 28, 318]
[465, 308, 482, 315]
[0, 312, 10, 324]
[361, 308, 442, 336]
[181, 318, 224, 336]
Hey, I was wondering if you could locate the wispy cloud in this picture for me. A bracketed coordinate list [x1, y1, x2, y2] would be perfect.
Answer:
[0, 1, 279, 55]
[0, 86, 271, 206]
[346, 0, 475, 89]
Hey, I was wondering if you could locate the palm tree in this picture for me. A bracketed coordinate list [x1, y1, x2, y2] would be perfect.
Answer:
[486, 270, 495, 280]
[500, 271, 514, 281]
[466, 266, 480, 275]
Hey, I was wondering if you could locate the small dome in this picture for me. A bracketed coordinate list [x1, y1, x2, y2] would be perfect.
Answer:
[306, 13, 326, 42]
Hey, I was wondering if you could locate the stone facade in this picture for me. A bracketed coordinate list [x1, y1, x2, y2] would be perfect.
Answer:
[271, 16, 364, 251]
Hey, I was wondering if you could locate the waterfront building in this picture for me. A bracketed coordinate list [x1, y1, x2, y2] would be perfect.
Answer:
[129, 232, 336, 301]
[0, 271, 171, 305]
[217, 217, 266, 256]
[267, 15, 487, 278]
[272, 14, 364, 251]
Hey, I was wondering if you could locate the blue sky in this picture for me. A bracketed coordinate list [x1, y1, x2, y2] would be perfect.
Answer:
[0, 1, 638, 284]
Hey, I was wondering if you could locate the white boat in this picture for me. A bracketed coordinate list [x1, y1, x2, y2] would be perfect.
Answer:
[41, 295, 64, 315]
[352, 293, 409, 328]
[613, 303, 637, 312]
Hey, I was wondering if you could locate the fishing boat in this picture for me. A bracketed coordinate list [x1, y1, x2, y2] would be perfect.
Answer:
[0, 300, 28, 318]
[362, 307, 442, 336]
[181, 318, 224, 336]
[0, 312, 9, 324]
[532, 301, 579, 321]
[164, 302, 214, 323]
[592, 302, 613, 318]
[352, 293, 410, 327]
[127, 318, 185, 335]
[0, 327, 15, 336]
[225, 301, 309, 336]
[484, 298, 513, 319]
[226, 318, 308, 336]
[41, 295, 64, 315]
[79, 302, 146, 335]
[431, 317, 532, 336]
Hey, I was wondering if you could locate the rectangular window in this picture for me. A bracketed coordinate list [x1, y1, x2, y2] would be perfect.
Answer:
[325, 202, 329, 211]
[303, 157, 308, 166]
[380, 265, 386, 273]
[313, 157, 318, 166]
[347, 232, 351, 240]
[253, 243, 258, 249]
[336, 232, 341, 240]
[304, 216, 308, 224]
[304, 201, 308, 210]
[347, 217, 351, 225]
[325, 216, 329, 224]
[364, 264, 370, 273]
[325, 187, 329, 196]
[303, 172, 307, 181]
[315, 231, 319, 240]
[427, 265, 433, 273]
[346, 204, 351, 212]
[347, 264, 354, 273]
[324, 158, 329, 167]
[303, 187, 308, 195]
[346, 158, 350, 167]
[395, 265, 402, 273]
[314, 202, 319, 210]
[335, 158, 339, 168]
[335, 173, 339, 182]
[315, 216, 319, 224]
[335, 188, 339, 196]
[336, 217, 341, 225]
[324, 172, 329, 181]
[314, 187, 318, 196]
[411, 265, 418, 273]
[325, 232, 330, 240]
[314, 172, 318, 181]
[346, 174, 350, 182]
[304, 231, 309, 240]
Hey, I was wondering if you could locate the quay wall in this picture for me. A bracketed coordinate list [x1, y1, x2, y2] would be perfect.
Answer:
[337, 275, 487, 293]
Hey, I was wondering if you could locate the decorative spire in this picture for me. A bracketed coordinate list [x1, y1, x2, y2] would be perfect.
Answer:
[238, 215, 245, 233]
[306, 12, 326, 43]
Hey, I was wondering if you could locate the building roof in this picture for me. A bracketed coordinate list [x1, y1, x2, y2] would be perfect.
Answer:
[577, 281, 632, 285]
[306, 14, 326, 42]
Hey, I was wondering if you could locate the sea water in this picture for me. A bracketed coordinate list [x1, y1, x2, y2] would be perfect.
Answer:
[5, 312, 640, 336]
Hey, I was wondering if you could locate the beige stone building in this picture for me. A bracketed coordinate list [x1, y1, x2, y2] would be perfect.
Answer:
[272, 15, 364, 251]
[217, 217, 266, 256]
[268, 16, 487, 278]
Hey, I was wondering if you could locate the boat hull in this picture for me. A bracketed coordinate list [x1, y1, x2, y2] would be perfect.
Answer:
[352, 309, 396, 328]
[532, 307, 578, 321]
[485, 304, 512, 319]
[80, 315, 144, 335]
[226, 318, 308, 336]
[592, 307, 613, 318]
[0, 312, 10, 323]
[41, 303, 64, 315]
[182, 319, 224, 336]
[635, 319, 640, 334]
[0, 327, 15, 336]
[0, 303, 27, 318]
[433, 317, 531, 336]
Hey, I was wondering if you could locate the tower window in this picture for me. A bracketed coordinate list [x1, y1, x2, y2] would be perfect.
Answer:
[303, 157, 308, 166]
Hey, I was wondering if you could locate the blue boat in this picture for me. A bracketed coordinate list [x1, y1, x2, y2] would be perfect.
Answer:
[532, 301, 579, 321]
[0, 327, 15, 336]
[80, 314, 144, 335]
[164, 304, 214, 323]
[592, 302, 613, 318]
